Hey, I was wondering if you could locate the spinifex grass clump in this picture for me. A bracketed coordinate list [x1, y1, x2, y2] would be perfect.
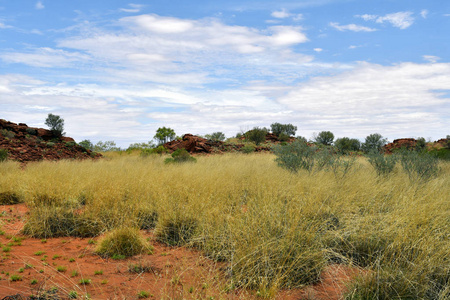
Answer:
[96, 227, 152, 258]
[0, 191, 22, 205]
[155, 214, 198, 246]
[23, 203, 104, 238]
[1, 152, 448, 297]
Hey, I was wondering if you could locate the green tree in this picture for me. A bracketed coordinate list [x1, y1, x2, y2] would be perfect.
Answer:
[79, 139, 94, 151]
[45, 113, 65, 136]
[94, 141, 120, 152]
[154, 127, 176, 145]
[314, 131, 334, 146]
[205, 132, 226, 141]
[270, 123, 297, 137]
[245, 127, 268, 145]
[334, 137, 361, 154]
[362, 133, 388, 153]
[415, 137, 426, 152]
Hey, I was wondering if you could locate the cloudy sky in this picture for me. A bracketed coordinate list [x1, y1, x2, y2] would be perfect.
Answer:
[1, 0, 449, 146]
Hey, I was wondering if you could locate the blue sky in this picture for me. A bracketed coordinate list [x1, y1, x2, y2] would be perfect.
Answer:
[1, 0, 449, 146]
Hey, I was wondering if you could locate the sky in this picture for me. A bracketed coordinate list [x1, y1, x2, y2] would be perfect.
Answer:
[0, 0, 449, 147]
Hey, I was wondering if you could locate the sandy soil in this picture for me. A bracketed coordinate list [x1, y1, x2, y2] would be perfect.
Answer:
[0, 204, 361, 299]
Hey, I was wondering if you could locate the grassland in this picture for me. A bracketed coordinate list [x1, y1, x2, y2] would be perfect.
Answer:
[0, 152, 449, 299]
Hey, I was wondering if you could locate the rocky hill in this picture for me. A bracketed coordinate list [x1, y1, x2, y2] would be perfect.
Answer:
[0, 119, 101, 162]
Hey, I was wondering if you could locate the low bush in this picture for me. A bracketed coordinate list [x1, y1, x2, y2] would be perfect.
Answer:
[164, 148, 196, 164]
[273, 140, 315, 173]
[96, 227, 152, 258]
[398, 150, 439, 181]
[241, 144, 255, 154]
[1, 129, 15, 139]
[0, 148, 8, 162]
[367, 151, 398, 176]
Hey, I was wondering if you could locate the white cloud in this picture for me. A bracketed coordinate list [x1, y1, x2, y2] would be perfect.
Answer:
[314, 48, 323, 52]
[357, 11, 415, 29]
[271, 9, 291, 19]
[0, 21, 13, 29]
[270, 9, 303, 21]
[120, 4, 144, 13]
[0, 48, 91, 68]
[35, 1, 44, 10]
[49, 14, 311, 86]
[330, 22, 377, 32]
[278, 62, 450, 139]
[420, 9, 429, 19]
[423, 55, 440, 63]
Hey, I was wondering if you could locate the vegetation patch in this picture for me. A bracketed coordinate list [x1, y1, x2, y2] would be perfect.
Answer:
[96, 227, 152, 258]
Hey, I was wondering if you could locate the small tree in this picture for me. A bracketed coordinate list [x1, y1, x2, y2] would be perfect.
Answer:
[334, 137, 361, 154]
[245, 127, 268, 145]
[94, 141, 120, 152]
[45, 113, 65, 136]
[205, 132, 226, 141]
[270, 123, 297, 137]
[154, 127, 176, 145]
[362, 133, 387, 153]
[315, 131, 334, 146]
[79, 139, 94, 151]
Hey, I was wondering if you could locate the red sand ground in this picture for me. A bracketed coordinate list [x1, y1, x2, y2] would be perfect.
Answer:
[0, 204, 362, 299]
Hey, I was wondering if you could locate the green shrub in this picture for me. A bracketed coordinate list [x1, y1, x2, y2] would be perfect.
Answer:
[273, 140, 315, 173]
[334, 137, 361, 154]
[1, 129, 15, 139]
[164, 148, 196, 164]
[314, 131, 334, 146]
[415, 137, 427, 152]
[270, 123, 297, 137]
[245, 127, 267, 145]
[151, 145, 169, 155]
[46, 142, 55, 148]
[367, 151, 398, 176]
[26, 128, 37, 135]
[241, 144, 255, 154]
[362, 133, 388, 153]
[278, 132, 290, 142]
[205, 131, 226, 141]
[0, 148, 8, 162]
[428, 148, 450, 161]
[399, 150, 439, 181]
[96, 227, 152, 258]
[155, 215, 198, 246]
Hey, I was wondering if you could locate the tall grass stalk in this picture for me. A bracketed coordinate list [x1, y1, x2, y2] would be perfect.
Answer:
[0, 153, 448, 296]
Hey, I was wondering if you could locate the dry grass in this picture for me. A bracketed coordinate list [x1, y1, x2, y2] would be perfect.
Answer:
[0, 152, 449, 298]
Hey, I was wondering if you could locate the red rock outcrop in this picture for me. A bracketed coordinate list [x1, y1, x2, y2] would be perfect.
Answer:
[0, 119, 101, 162]
[163, 134, 272, 154]
[383, 138, 417, 154]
